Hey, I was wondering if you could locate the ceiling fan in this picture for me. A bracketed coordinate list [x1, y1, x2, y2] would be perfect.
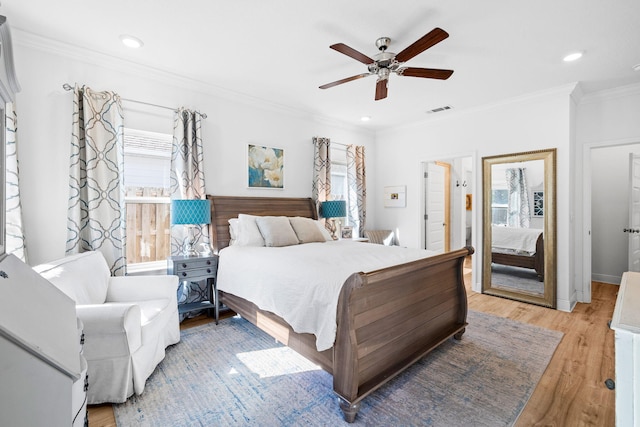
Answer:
[319, 28, 453, 101]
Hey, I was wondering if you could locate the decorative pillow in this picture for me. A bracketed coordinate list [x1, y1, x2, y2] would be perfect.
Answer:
[228, 218, 239, 244]
[315, 220, 335, 241]
[255, 216, 300, 247]
[235, 214, 266, 246]
[289, 217, 326, 244]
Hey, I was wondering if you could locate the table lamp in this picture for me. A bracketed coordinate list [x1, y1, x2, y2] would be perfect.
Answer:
[171, 199, 211, 256]
[321, 200, 346, 240]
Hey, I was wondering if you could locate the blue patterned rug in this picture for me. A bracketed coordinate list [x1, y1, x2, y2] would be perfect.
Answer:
[113, 310, 562, 426]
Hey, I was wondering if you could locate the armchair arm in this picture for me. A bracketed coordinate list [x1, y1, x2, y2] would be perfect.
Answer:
[76, 303, 142, 359]
[106, 275, 178, 306]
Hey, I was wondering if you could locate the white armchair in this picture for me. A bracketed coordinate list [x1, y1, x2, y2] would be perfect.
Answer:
[34, 251, 180, 404]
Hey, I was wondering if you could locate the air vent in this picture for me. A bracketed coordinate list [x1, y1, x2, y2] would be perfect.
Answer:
[426, 105, 453, 114]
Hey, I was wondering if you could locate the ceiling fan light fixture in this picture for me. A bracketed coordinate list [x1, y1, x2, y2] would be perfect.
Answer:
[360, 116, 371, 122]
[563, 51, 583, 62]
[119, 34, 144, 49]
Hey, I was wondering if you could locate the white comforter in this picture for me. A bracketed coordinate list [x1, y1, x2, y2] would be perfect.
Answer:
[216, 240, 436, 351]
[492, 226, 542, 255]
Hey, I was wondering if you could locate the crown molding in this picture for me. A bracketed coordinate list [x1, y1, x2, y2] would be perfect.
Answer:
[578, 82, 640, 105]
[12, 28, 373, 138]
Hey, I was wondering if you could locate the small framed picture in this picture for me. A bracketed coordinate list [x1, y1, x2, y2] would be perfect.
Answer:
[341, 226, 353, 239]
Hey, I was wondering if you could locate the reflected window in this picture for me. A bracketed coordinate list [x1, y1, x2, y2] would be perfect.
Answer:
[492, 189, 508, 225]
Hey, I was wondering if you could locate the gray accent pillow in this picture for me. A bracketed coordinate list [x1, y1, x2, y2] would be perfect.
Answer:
[289, 217, 327, 244]
[255, 216, 300, 247]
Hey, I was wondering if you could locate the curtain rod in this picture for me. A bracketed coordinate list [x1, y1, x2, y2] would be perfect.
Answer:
[313, 139, 349, 148]
[62, 83, 207, 119]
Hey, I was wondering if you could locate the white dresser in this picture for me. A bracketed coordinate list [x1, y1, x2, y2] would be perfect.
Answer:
[0, 254, 85, 426]
[611, 271, 640, 427]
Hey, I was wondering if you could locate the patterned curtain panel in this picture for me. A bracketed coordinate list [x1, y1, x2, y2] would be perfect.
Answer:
[170, 108, 210, 319]
[169, 108, 210, 256]
[312, 137, 331, 222]
[506, 168, 531, 228]
[66, 85, 127, 276]
[5, 103, 27, 262]
[347, 145, 366, 237]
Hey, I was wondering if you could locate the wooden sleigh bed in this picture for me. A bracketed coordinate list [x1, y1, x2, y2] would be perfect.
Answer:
[207, 195, 473, 422]
[491, 231, 544, 281]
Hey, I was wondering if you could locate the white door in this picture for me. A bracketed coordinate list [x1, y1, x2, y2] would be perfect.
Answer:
[628, 153, 640, 271]
[425, 162, 446, 253]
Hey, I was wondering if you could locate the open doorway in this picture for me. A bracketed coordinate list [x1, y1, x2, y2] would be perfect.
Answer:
[422, 156, 473, 253]
[590, 143, 640, 284]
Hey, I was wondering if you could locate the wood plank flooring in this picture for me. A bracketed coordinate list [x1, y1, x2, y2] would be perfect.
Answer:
[88, 265, 618, 426]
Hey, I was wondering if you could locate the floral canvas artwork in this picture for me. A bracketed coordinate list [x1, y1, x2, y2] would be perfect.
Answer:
[248, 144, 284, 189]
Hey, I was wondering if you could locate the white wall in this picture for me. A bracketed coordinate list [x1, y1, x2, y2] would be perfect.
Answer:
[374, 85, 576, 311]
[13, 33, 375, 265]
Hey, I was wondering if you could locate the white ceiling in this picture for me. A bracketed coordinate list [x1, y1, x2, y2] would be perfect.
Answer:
[3, 0, 640, 129]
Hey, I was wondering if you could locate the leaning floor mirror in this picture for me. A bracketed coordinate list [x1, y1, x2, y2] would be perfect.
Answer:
[482, 148, 556, 308]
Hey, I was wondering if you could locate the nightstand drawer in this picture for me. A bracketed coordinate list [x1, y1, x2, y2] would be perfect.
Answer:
[173, 257, 217, 272]
[175, 266, 216, 280]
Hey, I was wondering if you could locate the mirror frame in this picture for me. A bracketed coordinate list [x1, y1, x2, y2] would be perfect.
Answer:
[482, 148, 557, 308]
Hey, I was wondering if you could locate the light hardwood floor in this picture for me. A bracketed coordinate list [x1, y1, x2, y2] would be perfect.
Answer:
[88, 265, 618, 426]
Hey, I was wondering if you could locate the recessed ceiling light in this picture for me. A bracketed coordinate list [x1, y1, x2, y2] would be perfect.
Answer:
[563, 52, 583, 62]
[119, 34, 144, 49]
[360, 116, 371, 122]
[633, 64, 640, 72]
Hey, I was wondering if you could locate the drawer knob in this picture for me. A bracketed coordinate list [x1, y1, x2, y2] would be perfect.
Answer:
[207, 268, 211, 273]
[181, 272, 187, 277]
[206, 260, 211, 265]
[181, 263, 187, 268]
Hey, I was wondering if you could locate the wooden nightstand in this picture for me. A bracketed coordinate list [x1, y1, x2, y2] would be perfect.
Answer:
[167, 255, 219, 324]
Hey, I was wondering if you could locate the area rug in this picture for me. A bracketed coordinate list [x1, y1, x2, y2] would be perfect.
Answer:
[114, 311, 563, 426]
[491, 264, 544, 295]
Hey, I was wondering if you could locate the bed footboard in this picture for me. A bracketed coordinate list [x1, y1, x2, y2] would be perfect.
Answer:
[219, 246, 473, 423]
[333, 246, 473, 422]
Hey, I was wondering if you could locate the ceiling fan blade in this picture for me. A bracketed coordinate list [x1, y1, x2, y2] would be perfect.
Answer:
[319, 73, 371, 89]
[399, 67, 454, 80]
[330, 43, 375, 65]
[395, 28, 449, 63]
[375, 79, 388, 101]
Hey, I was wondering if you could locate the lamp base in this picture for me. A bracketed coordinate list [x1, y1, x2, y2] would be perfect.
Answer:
[183, 226, 198, 256]
[328, 218, 342, 240]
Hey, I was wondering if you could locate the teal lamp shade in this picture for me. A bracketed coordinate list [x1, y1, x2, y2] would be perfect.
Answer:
[171, 199, 211, 225]
[321, 200, 346, 218]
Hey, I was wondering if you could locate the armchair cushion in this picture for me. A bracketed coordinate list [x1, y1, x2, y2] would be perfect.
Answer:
[33, 251, 180, 404]
[34, 251, 110, 305]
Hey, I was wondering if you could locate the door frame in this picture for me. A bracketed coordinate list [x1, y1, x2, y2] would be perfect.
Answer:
[420, 152, 478, 292]
[581, 137, 640, 303]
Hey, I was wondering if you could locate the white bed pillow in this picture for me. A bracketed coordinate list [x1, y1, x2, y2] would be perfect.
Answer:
[235, 214, 266, 246]
[289, 217, 327, 244]
[315, 220, 334, 241]
[255, 216, 300, 247]
[228, 218, 239, 244]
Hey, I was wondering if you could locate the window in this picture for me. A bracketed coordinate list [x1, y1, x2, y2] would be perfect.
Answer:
[491, 188, 508, 225]
[123, 128, 172, 270]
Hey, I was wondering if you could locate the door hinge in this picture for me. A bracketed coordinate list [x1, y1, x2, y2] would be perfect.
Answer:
[424, 172, 428, 178]
[424, 214, 428, 220]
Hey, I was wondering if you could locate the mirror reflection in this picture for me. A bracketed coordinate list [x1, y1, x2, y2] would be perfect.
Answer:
[489, 160, 545, 296]
[482, 149, 556, 308]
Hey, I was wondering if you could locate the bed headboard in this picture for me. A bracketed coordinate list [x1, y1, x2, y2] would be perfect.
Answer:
[206, 195, 318, 253]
